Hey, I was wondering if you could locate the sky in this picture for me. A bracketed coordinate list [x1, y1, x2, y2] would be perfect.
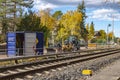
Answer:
[33, 0, 120, 37]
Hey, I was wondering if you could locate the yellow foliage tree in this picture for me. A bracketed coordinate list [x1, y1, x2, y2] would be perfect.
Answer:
[56, 27, 68, 44]
[39, 9, 56, 47]
[39, 9, 56, 30]
[108, 32, 114, 40]
[57, 10, 82, 44]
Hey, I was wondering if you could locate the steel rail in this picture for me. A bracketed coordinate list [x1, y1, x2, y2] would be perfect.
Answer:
[0, 48, 117, 72]
[0, 48, 114, 62]
[0, 48, 119, 80]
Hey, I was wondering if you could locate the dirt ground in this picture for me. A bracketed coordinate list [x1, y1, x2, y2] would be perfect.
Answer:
[87, 59, 120, 80]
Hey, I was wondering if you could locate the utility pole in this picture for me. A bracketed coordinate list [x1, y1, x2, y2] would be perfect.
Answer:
[107, 24, 111, 45]
[112, 15, 114, 44]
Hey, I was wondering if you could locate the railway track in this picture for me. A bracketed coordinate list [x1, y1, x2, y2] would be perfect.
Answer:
[0, 48, 120, 80]
[0, 48, 112, 67]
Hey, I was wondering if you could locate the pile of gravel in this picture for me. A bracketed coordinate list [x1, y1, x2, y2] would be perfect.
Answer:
[26, 53, 120, 80]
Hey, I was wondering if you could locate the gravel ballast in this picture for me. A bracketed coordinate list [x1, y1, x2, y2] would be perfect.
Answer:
[24, 52, 120, 80]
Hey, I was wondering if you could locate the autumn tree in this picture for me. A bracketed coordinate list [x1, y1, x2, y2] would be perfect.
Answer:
[89, 21, 95, 40]
[56, 26, 67, 45]
[108, 32, 114, 41]
[52, 11, 63, 44]
[58, 10, 82, 44]
[40, 9, 56, 30]
[86, 24, 89, 31]
[86, 23, 90, 41]
[39, 9, 56, 47]
[52, 10, 63, 30]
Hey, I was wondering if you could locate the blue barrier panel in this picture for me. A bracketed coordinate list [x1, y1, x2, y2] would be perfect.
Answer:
[7, 33, 16, 57]
[36, 32, 44, 55]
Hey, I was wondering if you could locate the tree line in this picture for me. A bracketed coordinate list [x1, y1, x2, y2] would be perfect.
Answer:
[0, 0, 33, 42]
[0, 0, 119, 46]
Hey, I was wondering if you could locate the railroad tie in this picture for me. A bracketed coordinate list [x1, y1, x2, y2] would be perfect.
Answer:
[0, 73, 7, 76]
[57, 68, 62, 71]
[35, 73, 42, 76]
[31, 65, 39, 69]
[75, 63, 80, 66]
[44, 71, 50, 74]
[117, 77, 120, 80]
[7, 70, 18, 74]
[37, 65, 42, 67]
[25, 75, 33, 79]
[24, 67, 33, 70]
[62, 66, 67, 69]
[51, 69, 56, 72]
[14, 78, 23, 80]
[16, 68, 27, 72]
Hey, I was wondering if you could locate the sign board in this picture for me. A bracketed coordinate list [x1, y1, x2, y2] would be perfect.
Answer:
[88, 44, 97, 47]
[36, 32, 44, 55]
[7, 33, 16, 57]
[82, 70, 92, 76]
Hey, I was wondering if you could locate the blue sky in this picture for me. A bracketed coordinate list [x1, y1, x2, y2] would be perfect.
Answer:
[33, 0, 120, 37]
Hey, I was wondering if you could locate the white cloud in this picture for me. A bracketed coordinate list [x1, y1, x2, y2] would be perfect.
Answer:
[33, 0, 57, 10]
[33, 0, 120, 9]
[90, 9, 120, 21]
[33, 0, 120, 21]
[33, 0, 120, 11]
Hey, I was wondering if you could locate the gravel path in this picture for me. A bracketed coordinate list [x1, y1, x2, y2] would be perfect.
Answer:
[22, 52, 120, 80]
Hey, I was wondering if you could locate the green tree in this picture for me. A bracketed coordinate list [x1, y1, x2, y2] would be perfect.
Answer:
[17, 11, 42, 31]
[17, 11, 49, 45]
[0, 0, 33, 31]
[93, 30, 106, 44]
[52, 11, 63, 20]
[99, 30, 106, 39]
[77, 0, 88, 47]
[77, 0, 86, 27]
[0, 0, 33, 42]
